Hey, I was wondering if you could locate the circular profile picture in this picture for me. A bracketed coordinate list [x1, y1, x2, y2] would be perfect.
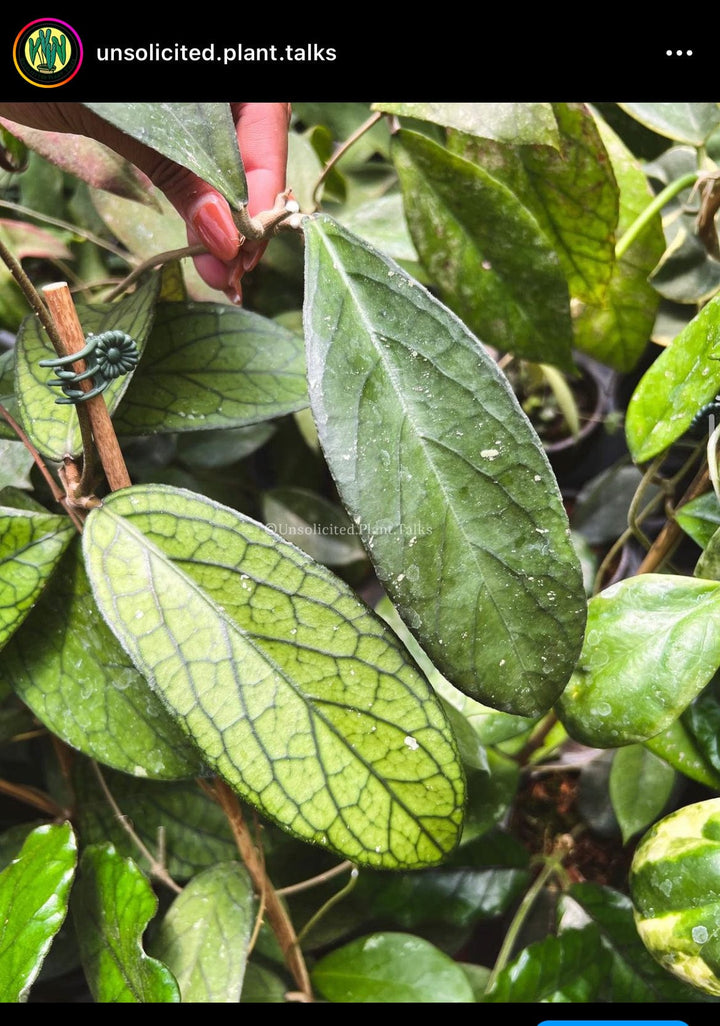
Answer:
[13, 18, 83, 88]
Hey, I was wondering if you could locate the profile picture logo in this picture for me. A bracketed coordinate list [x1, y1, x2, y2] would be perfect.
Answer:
[13, 18, 83, 88]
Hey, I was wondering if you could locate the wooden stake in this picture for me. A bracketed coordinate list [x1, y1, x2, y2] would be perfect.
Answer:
[42, 282, 131, 492]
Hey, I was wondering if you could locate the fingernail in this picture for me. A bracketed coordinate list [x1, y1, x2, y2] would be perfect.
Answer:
[190, 196, 238, 262]
[224, 281, 243, 306]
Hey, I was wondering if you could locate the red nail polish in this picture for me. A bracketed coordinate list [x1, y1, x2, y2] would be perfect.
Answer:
[190, 197, 238, 262]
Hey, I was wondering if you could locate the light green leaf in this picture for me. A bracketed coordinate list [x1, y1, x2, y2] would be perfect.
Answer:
[0, 822, 77, 1002]
[609, 745, 676, 843]
[451, 102, 618, 307]
[311, 931, 475, 1002]
[644, 718, 720, 791]
[113, 301, 308, 435]
[0, 439, 34, 491]
[150, 862, 254, 1002]
[393, 130, 574, 369]
[0, 506, 74, 652]
[626, 295, 720, 463]
[0, 348, 19, 441]
[240, 962, 289, 1002]
[696, 526, 720, 579]
[82, 484, 465, 869]
[303, 213, 586, 717]
[572, 106, 665, 371]
[618, 102, 720, 146]
[85, 103, 247, 210]
[373, 102, 559, 147]
[14, 273, 159, 459]
[74, 766, 236, 880]
[557, 574, 720, 747]
[73, 843, 180, 1002]
[338, 192, 418, 265]
[5, 544, 204, 779]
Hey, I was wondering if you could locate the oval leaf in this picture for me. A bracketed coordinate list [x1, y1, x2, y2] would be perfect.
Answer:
[557, 574, 720, 747]
[302, 213, 586, 717]
[0, 822, 77, 1002]
[393, 130, 574, 370]
[311, 931, 475, 1003]
[73, 842, 180, 1003]
[484, 926, 610, 1001]
[113, 301, 308, 435]
[149, 862, 254, 1002]
[5, 544, 204, 780]
[84, 103, 247, 210]
[82, 484, 465, 869]
[609, 745, 676, 843]
[373, 102, 560, 146]
[14, 273, 159, 460]
[626, 295, 720, 463]
[618, 102, 720, 146]
[0, 506, 74, 651]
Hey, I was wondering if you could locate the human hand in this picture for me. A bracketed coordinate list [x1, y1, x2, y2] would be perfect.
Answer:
[0, 101, 291, 303]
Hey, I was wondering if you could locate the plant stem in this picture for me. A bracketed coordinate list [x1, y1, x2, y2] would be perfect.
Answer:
[209, 777, 313, 1001]
[277, 859, 353, 896]
[101, 243, 207, 302]
[296, 867, 359, 945]
[42, 282, 131, 494]
[311, 111, 384, 208]
[0, 777, 67, 819]
[636, 462, 711, 574]
[615, 171, 698, 261]
[484, 855, 560, 994]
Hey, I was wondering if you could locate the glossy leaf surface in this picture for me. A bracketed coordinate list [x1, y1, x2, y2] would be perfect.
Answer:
[0, 822, 76, 1002]
[373, 102, 559, 146]
[609, 745, 676, 843]
[82, 484, 465, 868]
[557, 575, 720, 747]
[303, 213, 586, 716]
[73, 843, 180, 1002]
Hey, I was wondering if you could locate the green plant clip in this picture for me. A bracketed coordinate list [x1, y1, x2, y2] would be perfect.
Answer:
[39, 330, 139, 404]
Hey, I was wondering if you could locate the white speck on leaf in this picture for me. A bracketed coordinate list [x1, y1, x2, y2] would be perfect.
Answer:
[404, 735, 419, 750]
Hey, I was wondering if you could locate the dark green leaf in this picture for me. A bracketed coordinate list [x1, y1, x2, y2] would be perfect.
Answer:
[15, 273, 159, 459]
[311, 931, 475, 1002]
[644, 716, 720, 790]
[85, 103, 247, 210]
[696, 526, 720, 579]
[74, 766, 236, 880]
[483, 926, 609, 1001]
[393, 130, 574, 369]
[0, 348, 18, 441]
[0, 822, 76, 1002]
[82, 484, 465, 869]
[373, 102, 559, 146]
[73, 843, 180, 1002]
[682, 672, 720, 779]
[149, 862, 254, 1002]
[0, 506, 74, 652]
[176, 422, 276, 468]
[240, 961, 289, 1002]
[5, 545, 204, 779]
[303, 213, 586, 716]
[625, 295, 720, 463]
[561, 882, 713, 1002]
[113, 301, 308, 435]
[262, 486, 367, 566]
[609, 745, 676, 843]
[557, 575, 720, 746]
[675, 491, 720, 549]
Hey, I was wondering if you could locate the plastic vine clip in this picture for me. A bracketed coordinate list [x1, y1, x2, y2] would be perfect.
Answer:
[39, 330, 139, 404]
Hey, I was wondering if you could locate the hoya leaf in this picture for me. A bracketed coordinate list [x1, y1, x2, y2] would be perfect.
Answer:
[149, 862, 254, 1002]
[73, 843, 180, 1003]
[452, 102, 618, 307]
[393, 130, 574, 370]
[644, 718, 720, 791]
[572, 105, 665, 372]
[609, 745, 676, 844]
[0, 822, 77, 1002]
[372, 102, 560, 146]
[74, 766, 236, 881]
[311, 932, 475, 1003]
[625, 295, 720, 463]
[262, 486, 367, 566]
[618, 103, 720, 146]
[0, 439, 34, 491]
[560, 882, 711, 1002]
[303, 213, 586, 717]
[14, 272, 159, 460]
[113, 301, 308, 435]
[4, 544, 203, 779]
[0, 349, 19, 441]
[84, 103, 247, 210]
[0, 116, 157, 206]
[675, 492, 720, 550]
[82, 484, 465, 869]
[557, 574, 720, 747]
[696, 527, 720, 580]
[483, 926, 610, 1002]
[0, 506, 74, 652]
